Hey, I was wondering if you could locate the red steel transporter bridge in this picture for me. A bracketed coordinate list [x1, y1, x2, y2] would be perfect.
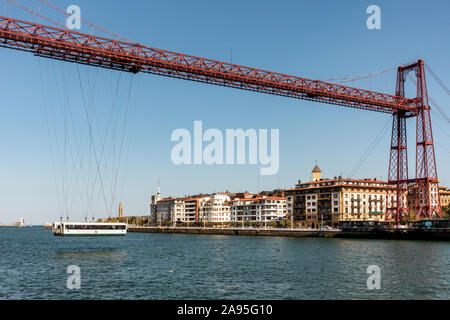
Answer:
[0, 16, 442, 225]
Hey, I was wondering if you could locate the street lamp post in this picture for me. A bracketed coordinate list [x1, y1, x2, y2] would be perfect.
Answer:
[291, 212, 294, 230]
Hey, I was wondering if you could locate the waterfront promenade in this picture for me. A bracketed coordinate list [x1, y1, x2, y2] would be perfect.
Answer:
[128, 225, 450, 241]
[129, 225, 340, 238]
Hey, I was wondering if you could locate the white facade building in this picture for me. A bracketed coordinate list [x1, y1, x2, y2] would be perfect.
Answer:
[151, 192, 286, 225]
[151, 197, 185, 223]
[199, 193, 231, 222]
[230, 197, 286, 223]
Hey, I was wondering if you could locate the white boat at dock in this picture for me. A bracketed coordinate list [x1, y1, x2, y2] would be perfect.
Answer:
[52, 222, 127, 237]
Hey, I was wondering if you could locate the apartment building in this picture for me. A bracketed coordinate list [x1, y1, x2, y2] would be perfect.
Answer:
[199, 193, 231, 223]
[408, 185, 450, 209]
[151, 191, 230, 223]
[150, 196, 185, 223]
[150, 169, 449, 227]
[229, 196, 286, 223]
[440, 186, 450, 208]
[285, 165, 395, 228]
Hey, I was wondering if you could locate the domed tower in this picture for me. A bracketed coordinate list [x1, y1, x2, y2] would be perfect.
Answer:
[312, 164, 322, 182]
[151, 178, 163, 205]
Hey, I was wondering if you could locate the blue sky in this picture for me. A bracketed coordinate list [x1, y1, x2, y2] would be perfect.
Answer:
[0, 0, 449, 224]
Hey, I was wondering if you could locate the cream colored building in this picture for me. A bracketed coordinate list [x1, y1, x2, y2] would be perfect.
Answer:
[440, 186, 450, 208]
[285, 165, 395, 228]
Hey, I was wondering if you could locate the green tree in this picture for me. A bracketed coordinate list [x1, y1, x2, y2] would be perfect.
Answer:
[443, 205, 450, 218]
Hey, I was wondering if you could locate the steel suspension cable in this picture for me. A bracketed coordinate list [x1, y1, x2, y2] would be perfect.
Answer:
[320, 61, 417, 84]
[7, 0, 64, 27]
[110, 75, 134, 218]
[38, 59, 63, 220]
[406, 73, 450, 125]
[38, 0, 134, 42]
[321, 67, 396, 84]
[76, 64, 110, 220]
[348, 119, 391, 178]
[425, 63, 450, 96]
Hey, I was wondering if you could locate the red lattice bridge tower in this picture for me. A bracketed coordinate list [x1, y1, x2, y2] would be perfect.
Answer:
[0, 16, 443, 224]
[387, 60, 441, 223]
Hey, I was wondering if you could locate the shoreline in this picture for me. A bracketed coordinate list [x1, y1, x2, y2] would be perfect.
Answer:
[128, 226, 450, 241]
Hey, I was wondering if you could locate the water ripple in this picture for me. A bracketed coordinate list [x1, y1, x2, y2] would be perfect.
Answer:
[0, 227, 449, 299]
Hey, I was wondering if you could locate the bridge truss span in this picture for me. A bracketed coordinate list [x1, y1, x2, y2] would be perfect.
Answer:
[0, 16, 443, 223]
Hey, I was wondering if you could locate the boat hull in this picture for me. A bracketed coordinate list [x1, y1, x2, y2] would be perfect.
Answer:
[52, 222, 127, 237]
[54, 233, 126, 237]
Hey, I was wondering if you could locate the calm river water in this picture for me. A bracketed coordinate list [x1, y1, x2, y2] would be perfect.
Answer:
[0, 227, 448, 299]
